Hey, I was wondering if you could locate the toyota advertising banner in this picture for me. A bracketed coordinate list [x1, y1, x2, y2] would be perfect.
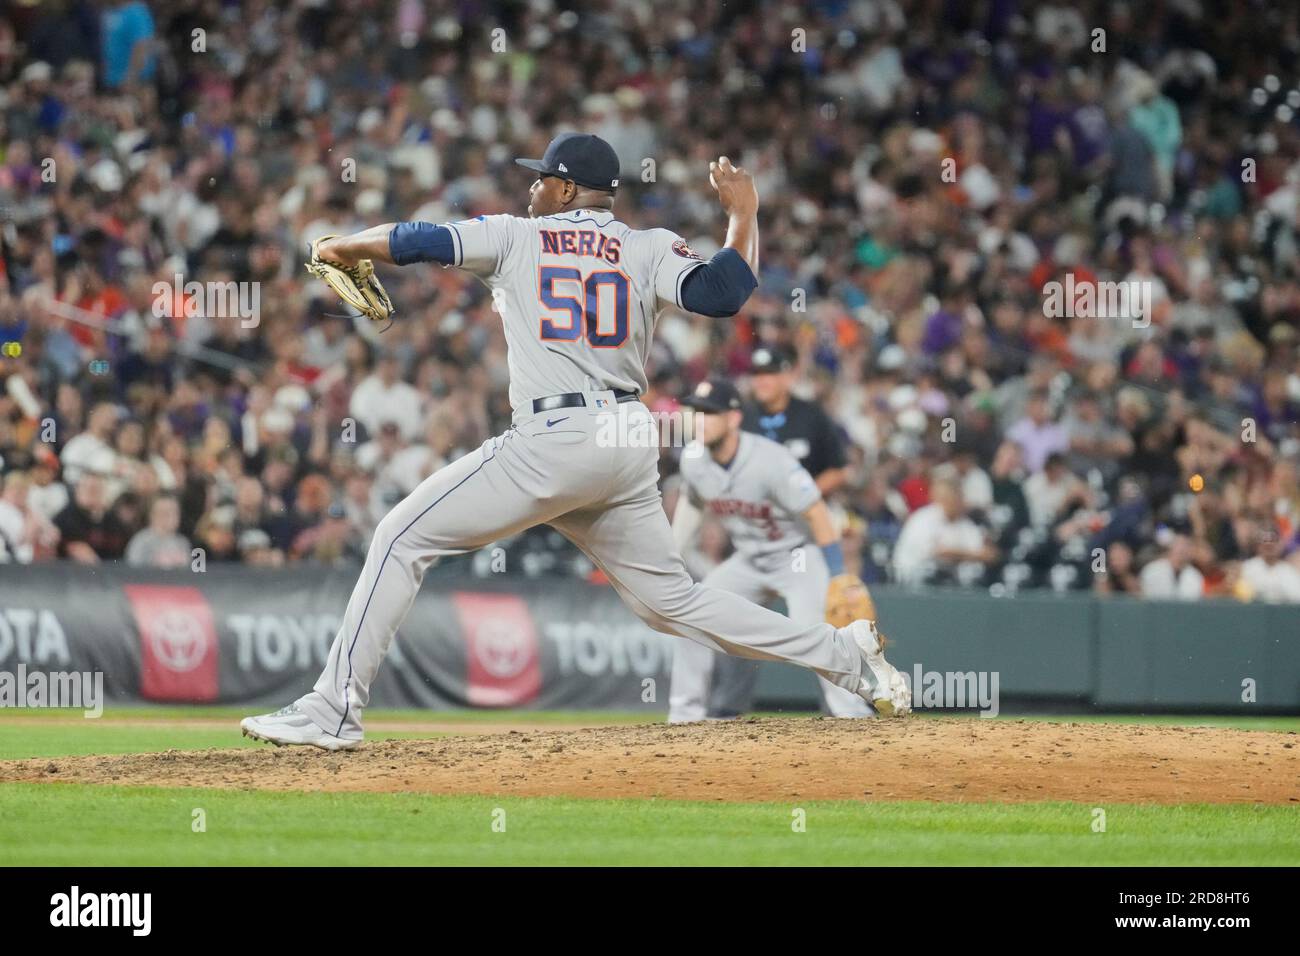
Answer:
[0, 565, 674, 711]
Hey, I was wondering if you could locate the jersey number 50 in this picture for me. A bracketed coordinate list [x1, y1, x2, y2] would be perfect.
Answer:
[538, 266, 630, 348]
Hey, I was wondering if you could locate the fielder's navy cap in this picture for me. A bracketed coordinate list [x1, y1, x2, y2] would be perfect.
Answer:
[681, 378, 742, 413]
[515, 132, 621, 191]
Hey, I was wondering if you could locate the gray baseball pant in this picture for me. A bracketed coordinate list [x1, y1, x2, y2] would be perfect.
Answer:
[295, 395, 866, 739]
[668, 550, 873, 722]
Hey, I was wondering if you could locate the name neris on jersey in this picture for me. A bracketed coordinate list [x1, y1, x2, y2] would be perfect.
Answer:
[539, 229, 622, 264]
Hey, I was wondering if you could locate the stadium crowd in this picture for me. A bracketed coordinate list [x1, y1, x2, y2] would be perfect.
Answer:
[0, 0, 1298, 602]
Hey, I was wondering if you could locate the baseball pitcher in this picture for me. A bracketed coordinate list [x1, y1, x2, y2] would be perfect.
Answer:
[670, 378, 874, 722]
[242, 133, 910, 750]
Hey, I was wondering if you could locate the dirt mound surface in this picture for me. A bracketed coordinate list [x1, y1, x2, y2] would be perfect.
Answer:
[4, 718, 1298, 804]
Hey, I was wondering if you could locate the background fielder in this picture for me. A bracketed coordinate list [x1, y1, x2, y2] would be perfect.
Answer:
[709, 343, 854, 716]
[241, 133, 909, 749]
[670, 379, 872, 722]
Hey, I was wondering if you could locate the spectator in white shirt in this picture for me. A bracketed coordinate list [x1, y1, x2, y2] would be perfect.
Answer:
[60, 402, 119, 485]
[390, 414, 454, 489]
[1023, 452, 1094, 529]
[301, 312, 351, 371]
[893, 478, 998, 585]
[348, 351, 425, 441]
[357, 420, 410, 511]
[952, 447, 993, 512]
[0, 475, 27, 561]
[0, 471, 58, 563]
[1238, 527, 1300, 603]
[125, 495, 192, 569]
[1139, 534, 1204, 600]
[25, 454, 70, 523]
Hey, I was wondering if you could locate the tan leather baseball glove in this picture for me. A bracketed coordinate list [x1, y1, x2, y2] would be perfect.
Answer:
[825, 573, 880, 630]
[304, 235, 395, 322]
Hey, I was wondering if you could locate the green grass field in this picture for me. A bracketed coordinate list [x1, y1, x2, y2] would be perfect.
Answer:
[2, 708, 1298, 866]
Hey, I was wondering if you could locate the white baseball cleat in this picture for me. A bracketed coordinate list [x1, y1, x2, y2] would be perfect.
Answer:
[240, 704, 361, 751]
[847, 619, 912, 717]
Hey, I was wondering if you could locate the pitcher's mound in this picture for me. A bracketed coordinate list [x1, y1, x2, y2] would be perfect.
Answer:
[4, 717, 1297, 804]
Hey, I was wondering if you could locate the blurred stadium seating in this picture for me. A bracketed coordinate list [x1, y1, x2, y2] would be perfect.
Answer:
[0, 0, 1297, 603]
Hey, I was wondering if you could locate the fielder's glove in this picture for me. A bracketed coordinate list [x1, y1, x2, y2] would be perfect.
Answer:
[305, 235, 395, 323]
[825, 573, 882, 635]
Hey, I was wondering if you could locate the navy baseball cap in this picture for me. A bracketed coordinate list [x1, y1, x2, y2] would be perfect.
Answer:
[681, 379, 743, 414]
[750, 345, 795, 374]
[515, 132, 621, 192]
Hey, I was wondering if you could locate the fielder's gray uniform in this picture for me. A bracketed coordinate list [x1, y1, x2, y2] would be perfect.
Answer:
[669, 433, 872, 721]
[295, 209, 868, 739]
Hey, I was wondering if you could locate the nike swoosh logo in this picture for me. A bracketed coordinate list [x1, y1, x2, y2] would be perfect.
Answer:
[546, 417, 570, 428]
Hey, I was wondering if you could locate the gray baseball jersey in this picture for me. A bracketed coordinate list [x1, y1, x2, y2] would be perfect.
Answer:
[291, 208, 875, 742]
[671, 433, 871, 720]
[679, 432, 820, 571]
[448, 209, 705, 408]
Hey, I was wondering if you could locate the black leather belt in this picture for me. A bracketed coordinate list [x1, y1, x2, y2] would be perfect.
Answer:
[532, 389, 638, 414]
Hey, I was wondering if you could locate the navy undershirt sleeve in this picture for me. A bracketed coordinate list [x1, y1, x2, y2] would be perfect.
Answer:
[388, 221, 456, 266]
[679, 248, 758, 317]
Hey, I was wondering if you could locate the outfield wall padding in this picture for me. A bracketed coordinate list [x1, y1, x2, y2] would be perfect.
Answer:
[0, 566, 1295, 712]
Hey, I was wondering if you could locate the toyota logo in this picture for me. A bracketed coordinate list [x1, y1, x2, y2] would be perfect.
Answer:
[147, 609, 209, 673]
[474, 619, 530, 679]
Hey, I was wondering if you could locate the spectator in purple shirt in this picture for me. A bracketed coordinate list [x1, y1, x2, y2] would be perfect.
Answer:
[1006, 390, 1070, 472]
